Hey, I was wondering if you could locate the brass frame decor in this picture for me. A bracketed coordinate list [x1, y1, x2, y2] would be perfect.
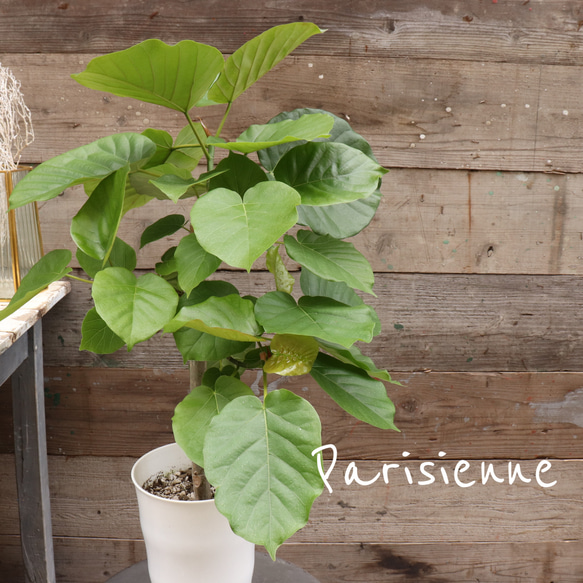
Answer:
[0, 63, 41, 300]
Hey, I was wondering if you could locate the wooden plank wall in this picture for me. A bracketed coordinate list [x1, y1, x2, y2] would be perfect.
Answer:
[2, 1, 583, 580]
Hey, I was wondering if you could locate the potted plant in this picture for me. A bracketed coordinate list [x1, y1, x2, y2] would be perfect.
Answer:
[2, 22, 398, 582]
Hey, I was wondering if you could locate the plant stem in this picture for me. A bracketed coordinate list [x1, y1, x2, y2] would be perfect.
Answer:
[215, 102, 232, 139]
[263, 369, 268, 401]
[188, 360, 213, 500]
[65, 274, 93, 284]
[184, 113, 211, 162]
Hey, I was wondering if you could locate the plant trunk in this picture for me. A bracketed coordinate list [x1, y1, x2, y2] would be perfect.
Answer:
[188, 360, 213, 500]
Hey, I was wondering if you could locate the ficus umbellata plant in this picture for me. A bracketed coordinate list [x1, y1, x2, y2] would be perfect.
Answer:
[2, 22, 398, 558]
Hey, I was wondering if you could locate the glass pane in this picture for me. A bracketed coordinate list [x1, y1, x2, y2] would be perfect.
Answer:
[0, 171, 16, 299]
[13, 169, 42, 280]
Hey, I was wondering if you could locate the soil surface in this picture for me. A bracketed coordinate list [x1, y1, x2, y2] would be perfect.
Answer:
[143, 467, 199, 501]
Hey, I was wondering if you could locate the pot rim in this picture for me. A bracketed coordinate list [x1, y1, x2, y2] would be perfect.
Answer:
[131, 442, 215, 505]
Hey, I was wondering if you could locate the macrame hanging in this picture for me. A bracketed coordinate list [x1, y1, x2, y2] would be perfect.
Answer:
[0, 63, 34, 171]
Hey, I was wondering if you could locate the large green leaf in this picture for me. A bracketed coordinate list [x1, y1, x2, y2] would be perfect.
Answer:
[204, 390, 323, 558]
[310, 353, 398, 430]
[208, 22, 323, 104]
[285, 230, 375, 295]
[214, 114, 333, 153]
[72, 39, 224, 113]
[299, 269, 381, 336]
[80, 308, 125, 354]
[174, 234, 221, 296]
[173, 282, 252, 361]
[0, 250, 72, 321]
[191, 183, 300, 271]
[173, 376, 254, 466]
[259, 108, 383, 237]
[77, 237, 137, 278]
[92, 268, 178, 350]
[9, 133, 156, 209]
[317, 339, 394, 383]
[274, 141, 387, 206]
[165, 294, 263, 342]
[263, 334, 319, 376]
[298, 189, 382, 239]
[258, 107, 378, 172]
[255, 292, 376, 347]
[208, 153, 268, 195]
[71, 166, 128, 263]
[140, 214, 186, 248]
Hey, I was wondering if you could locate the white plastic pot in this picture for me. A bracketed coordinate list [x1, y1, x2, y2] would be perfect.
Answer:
[131, 443, 255, 583]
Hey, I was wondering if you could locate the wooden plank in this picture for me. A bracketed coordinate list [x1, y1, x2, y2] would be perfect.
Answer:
[0, 454, 581, 544]
[2, 54, 583, 172]
[2, 369, 583, 461]
[1, 0, 582, 67]
[2, 536, 581, 583]
[34, 271, 583, 372]
[36, 170, 583, 275]
[10, 322, 56, 583]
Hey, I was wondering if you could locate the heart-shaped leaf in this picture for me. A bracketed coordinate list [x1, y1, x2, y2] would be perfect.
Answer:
[208, 22, 323, 104]
[141, 128, 174, 169]
[0, 250, 72, 321]
[174, 234, 221, 296]
[191, 183, 300, 271]
[255, 292, 376, 347]
[274, 141, 386, 206]
[203, 390, 323, 559]
[310, 353, 398, 430]
[165, 294, 263, 342]
[72, 39, 224, 113]
[285, 230, 375, 295]
[215, 114, 333, 153]
[264, 334, 319, 376]
[80, 308, 125, 354]
[173, 376, 254, 466]
[92, 267, 178, 350]
[9, 133, 156, 209]
[71, 166, 128, 263]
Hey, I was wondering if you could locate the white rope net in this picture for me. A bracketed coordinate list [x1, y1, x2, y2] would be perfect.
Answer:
[0, 64, 34, 171]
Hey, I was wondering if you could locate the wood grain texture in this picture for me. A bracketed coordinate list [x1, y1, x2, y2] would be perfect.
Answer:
[2, 536, 581, 583]
[33, 271, 583, 372]
[36, 170, 583, 275]
[2, 369, 583, 461]
[1, 53, 583, 172]
[0, 454, 580, 544]
[1, 0, 582, 67]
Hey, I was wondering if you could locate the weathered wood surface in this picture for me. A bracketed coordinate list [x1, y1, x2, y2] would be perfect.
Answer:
[2, 369, 583, 461]
[1, 0, 583, 67]
[37, 169, 583, 275]
[1, 54, 583, 172]
[0, 281, 71, 355]
[33, 271, 583, 372]
[3, 536, 581, 583]
[0, 454, 579, 544]
[2, 536, 582, 583]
